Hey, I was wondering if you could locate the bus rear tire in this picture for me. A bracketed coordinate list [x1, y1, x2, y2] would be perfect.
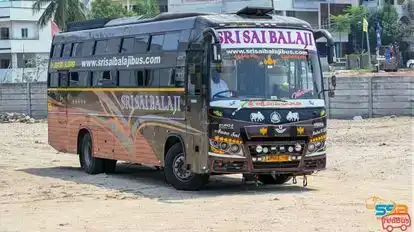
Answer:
[164, 143, 209, 191]
[258, 173, 292, 185]
[79, 133, 104, 174]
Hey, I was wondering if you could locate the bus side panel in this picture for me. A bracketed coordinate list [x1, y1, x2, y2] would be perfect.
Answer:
[47, 91, 68, 152]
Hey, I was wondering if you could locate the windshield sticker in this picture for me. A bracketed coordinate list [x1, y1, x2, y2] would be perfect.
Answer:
[225, 48, 309, 56]
[217, 28, 317, 51]
[270, 111, 282, 123]
[232, 54, 260, 60]
[250, 111, 265, 122]
[213, 110, 223, 117]
[292, 89, 313, 99]
[286, 111, 300, 122]
[248, 101, 303, 107]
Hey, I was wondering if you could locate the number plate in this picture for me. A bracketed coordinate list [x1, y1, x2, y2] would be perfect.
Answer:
[264, 155, 290, 162]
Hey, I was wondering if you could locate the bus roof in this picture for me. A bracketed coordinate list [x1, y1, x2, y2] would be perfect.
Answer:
[64, 7, 313, 34]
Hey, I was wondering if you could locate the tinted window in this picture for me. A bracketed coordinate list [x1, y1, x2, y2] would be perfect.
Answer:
[59, 72, 69, 87]
[95, 40, 107, 55]
[150, 34, 164, 52]
[121, 37, 134, 54]
[72, 42, 83, 57]
[150, 69, 160, 87]
[159, 68, 174, 87]
[62, 43, 72, 58]
[70, 71, 89, 87]
[135, 35, 149, 53]
[48, 73, 59, 87]
[163, 32, 180, 51]
[137, 70, 149, 87]
[179, 29, 191, 50]
[119, 70, 137, 87]
[92, 70, 117, 86]
[82, 41, 95, 56]
[52, 44, 63, 58]
[107, 38, 121, 54]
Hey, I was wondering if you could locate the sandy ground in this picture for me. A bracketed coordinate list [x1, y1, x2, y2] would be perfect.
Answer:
[0, 117, 412, 232]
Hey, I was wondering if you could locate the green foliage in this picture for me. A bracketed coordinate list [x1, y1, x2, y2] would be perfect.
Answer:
[367, 3, 406, 53]
[132, 0, 160, 17]
[330, 13, 351, 34]
[90, 0, 136, 19]
[32, 0, 87, 30]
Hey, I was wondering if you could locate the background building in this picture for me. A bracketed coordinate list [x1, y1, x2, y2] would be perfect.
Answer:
[0, 0, 54, 83]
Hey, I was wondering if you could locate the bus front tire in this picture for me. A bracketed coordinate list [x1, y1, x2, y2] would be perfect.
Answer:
[258, 173, 292, 185]
[164, 143, 209, 191]
[79, 133, 104, 174]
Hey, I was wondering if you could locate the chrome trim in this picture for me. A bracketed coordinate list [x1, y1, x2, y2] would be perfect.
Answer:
[208, 152, 246, 159]
[306, 151, 326, 157]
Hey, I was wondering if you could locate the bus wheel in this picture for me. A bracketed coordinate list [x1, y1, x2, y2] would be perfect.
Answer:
[79, 133, 104, 174]
[257, 173, 292, 185]
[164, 143, 209, 191]
[103, 159, 117, 174]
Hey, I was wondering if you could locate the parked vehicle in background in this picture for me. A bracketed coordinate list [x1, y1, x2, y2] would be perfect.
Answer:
[47, 7, 336, 191]
[407, 59, 414, 68]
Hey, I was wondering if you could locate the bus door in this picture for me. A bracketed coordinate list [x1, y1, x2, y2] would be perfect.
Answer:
[185, 49, 209, 173]
[50, 71, 69, 152]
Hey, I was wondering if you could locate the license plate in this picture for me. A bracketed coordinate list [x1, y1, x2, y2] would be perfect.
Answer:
[264, 155, 290, 162]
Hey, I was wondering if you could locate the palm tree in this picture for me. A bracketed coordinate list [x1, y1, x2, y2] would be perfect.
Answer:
[32, 0, 87, 30]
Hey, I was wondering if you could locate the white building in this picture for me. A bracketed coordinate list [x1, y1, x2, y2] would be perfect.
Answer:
[0, 0, 53, 83]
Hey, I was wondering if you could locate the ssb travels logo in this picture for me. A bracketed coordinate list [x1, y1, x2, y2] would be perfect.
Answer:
[366, 196, 411, 232]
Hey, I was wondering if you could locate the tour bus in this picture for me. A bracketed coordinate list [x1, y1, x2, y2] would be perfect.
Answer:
[47, 7, 337, 190]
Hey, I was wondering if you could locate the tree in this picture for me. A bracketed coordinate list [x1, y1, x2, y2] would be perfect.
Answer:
[330, 13, 351, 57]
[22, 55, 49, 82]
[132, 0, 160, 17]
[90, 0, 136, 19]
[32, 0, 86, 30]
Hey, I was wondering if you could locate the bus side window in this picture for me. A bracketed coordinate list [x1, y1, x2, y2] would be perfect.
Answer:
[135, 35, 149, 53]
[72, 42, 83, 57]
[82, 41, 95, 57]
[163, 32, 180, 51]
[107, 38, 121, 54]
[150, 34, 164, 52]
[52, 44, 63, 58]
[48, 73, 59, 87]
[59, 71, 69, 87]
[118, 70, 137, 87]
[121, 38, 134, 54]
[62, 43, 73, 58]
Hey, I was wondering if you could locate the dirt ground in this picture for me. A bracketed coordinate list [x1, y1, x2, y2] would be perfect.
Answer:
[0, 117, 412, 232]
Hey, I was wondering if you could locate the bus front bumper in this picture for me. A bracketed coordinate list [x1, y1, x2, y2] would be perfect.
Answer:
[208, 151, 326, 175]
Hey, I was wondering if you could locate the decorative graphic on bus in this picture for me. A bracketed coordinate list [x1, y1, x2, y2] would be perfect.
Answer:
[120, 94, 181, 113]
[217, 28, 317, 50]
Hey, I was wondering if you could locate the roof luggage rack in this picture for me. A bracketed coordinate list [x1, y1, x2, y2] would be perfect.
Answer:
[235, 7, 274, 19]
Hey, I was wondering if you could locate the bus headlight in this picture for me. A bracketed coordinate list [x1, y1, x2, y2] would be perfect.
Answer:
[230, 144, 240, 153]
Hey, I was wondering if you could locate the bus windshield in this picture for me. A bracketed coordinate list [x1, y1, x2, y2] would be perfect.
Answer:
[211, 28, 322, 101]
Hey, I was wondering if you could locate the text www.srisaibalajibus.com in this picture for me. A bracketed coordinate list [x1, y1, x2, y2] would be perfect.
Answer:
[81, 56, 161, 68]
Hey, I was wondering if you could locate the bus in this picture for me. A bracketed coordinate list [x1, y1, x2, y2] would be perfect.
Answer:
[47, 7, 336, 191]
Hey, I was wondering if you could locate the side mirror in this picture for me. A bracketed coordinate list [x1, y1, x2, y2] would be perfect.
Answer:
[327, 47, 334, 64]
